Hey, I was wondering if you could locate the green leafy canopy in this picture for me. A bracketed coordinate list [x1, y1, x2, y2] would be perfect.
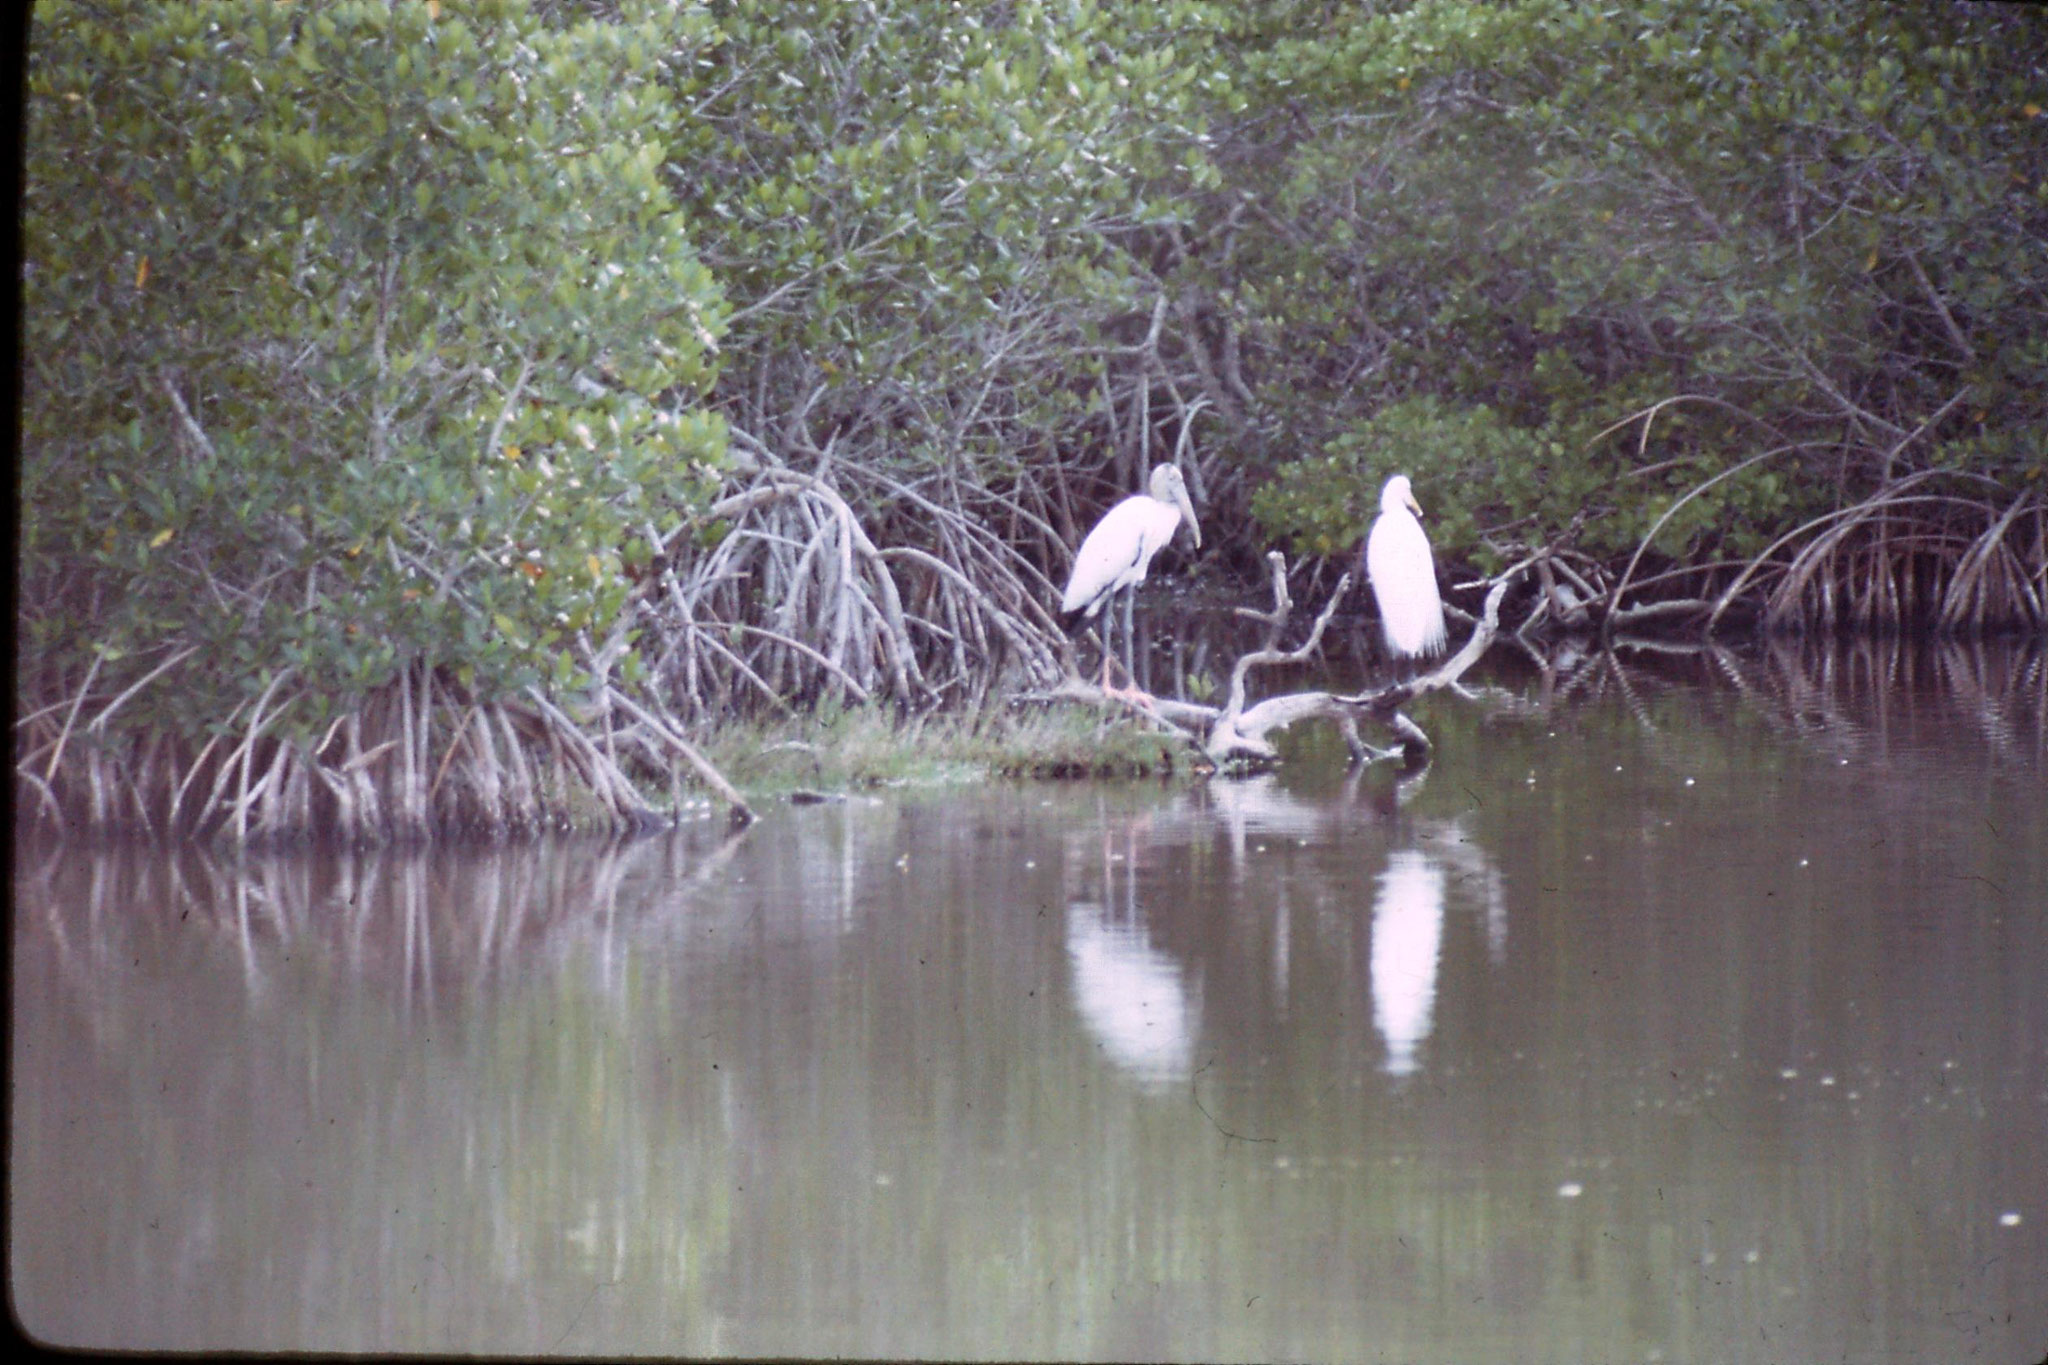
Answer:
[22, 0, 731, 741]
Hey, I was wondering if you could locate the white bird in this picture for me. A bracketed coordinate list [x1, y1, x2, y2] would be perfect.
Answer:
[1061, 464, 1200, 699]
[1364, 474, 1447, 659]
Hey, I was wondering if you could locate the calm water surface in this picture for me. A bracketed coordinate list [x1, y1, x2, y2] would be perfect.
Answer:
[12, 642, 2048, 1361]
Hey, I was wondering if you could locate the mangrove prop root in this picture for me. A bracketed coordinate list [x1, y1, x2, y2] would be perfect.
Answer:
[16, 666, 758, 845]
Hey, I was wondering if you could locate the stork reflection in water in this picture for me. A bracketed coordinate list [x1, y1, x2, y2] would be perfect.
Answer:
[1064, 816, 1196, 1091]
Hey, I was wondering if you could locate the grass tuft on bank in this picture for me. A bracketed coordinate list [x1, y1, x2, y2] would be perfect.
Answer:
[699, 704, 1190, 801]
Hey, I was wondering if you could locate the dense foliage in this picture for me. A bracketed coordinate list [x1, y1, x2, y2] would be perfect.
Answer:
[628, 0, 1227, 717]
[1222, 0, 2048, 611]
[17, 0, 2047, 839]
[22, 0, 728, 745]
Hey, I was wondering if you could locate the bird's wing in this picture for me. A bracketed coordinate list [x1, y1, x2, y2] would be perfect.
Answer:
[1061, 495, 1151, 615]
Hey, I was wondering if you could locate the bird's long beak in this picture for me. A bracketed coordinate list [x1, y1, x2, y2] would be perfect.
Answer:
[1404, 489, 1425, 519]
[1177, 485, 1202, 548]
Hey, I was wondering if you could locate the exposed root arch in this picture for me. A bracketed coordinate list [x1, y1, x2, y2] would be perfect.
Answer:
[1697, 479, 2048, 635]
[643, 432, 1071, 723]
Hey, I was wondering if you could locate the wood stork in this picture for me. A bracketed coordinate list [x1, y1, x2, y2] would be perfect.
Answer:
[1364, 474, 1447, 659]
[1060, 464, 1200, 700]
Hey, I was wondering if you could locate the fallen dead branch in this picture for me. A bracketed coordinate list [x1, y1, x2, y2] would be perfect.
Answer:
[1017, 551, 1529, 766]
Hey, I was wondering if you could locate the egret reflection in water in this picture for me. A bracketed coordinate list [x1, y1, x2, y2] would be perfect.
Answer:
[1347, 732, 1503, 1078]
[1370, 849, 1447, 1077]
[1363, 817, 1509, 1077]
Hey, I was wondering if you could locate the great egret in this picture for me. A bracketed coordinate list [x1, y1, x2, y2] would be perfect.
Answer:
[1061, 464, 1200, 699]
[1364, 474, 1446, 659]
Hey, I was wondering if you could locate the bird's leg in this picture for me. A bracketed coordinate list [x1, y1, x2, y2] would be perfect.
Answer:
[1100, 589, 1157, 711]
[1105, 593, 1122, 695]
[1123, 589, 1139, 692]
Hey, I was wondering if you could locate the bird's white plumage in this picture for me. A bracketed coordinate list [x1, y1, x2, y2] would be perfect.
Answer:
[1365, 474, 1447, 658]
[1061, 465, 1199, 618]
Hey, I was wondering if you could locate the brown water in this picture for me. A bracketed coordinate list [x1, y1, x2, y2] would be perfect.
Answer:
[12, 641, 2048, 1361]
